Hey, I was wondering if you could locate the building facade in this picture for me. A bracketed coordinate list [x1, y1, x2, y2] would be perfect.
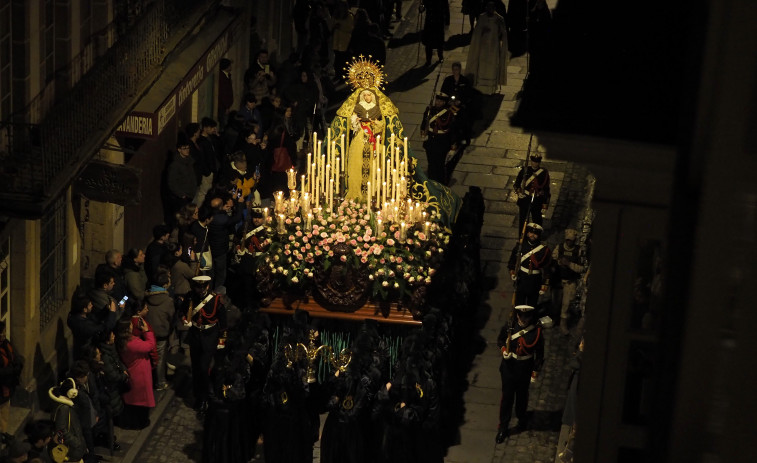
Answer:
[0, 0, 301, 430]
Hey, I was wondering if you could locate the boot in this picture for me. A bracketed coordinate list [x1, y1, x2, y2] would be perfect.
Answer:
[560, 317, 570, 335]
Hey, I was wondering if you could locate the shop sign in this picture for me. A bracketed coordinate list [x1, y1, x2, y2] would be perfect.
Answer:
[118, 22, 234, 140]
[115, 111, 157, 139]
[74, 161, 142, 206]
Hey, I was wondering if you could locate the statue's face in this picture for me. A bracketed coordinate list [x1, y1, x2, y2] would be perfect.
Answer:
[363, 92, 374, 104]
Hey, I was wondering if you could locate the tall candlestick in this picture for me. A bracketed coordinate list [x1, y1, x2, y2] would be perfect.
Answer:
[311, 162, 316, 198]
[335, 157, 340, 198]
[301, 175, 305, 195]
[376, 168, 381, 204]
[382, 182, 387, 207]
[400, 221, 406, 241]
[277, 214, 286, 234]
[307, 152, 312, 194]
[327, 128, 331, 165]
[424, 221, 429, 237]
[392, 169, 397, 202]
[318, 140, 322, 158]
[313, 132, 317, 154]
[329, 178, 334, 211]
[404, 136, 409, 177]
[340, 134, 345, 172]
[263, 207, 269, 223]
[367, 181, 372, 207]
[306, 212, 313, 230]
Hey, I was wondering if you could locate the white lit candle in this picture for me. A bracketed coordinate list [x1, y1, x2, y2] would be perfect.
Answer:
[404, 136, 409, 177]
[306, 212, 313, 230]
[335, 157, 340, 198]
[392, 170, 397, 202]
[340, 134, 345, 172]
[424, 221, 430, 237]
[400, 221, 406, 241]
[301, 175, 305, 195]
[277, 214, 286, 234]
[263, 207, 269, 223]
[329, 178, 334, 211]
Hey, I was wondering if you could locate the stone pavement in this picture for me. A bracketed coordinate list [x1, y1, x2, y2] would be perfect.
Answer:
[105, 1, 592, 462]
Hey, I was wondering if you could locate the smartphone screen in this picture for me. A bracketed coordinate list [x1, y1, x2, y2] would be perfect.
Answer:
[264, 64, 270, 74]
[120, 295, 129, 305]
[187, 247, 192, 256]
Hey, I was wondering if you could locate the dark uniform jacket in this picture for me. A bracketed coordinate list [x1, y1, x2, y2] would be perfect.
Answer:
[496, 318, 544, 371]
[514, 165, 551, 207]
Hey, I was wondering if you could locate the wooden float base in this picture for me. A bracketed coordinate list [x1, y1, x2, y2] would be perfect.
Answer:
[259, 297, 421, 326]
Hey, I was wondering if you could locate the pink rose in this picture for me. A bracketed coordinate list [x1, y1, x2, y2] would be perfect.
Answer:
[361, 256, 368, 264]
[386, 239, 395, 246]
[350, 239, 357, 246]
[340, 255, 347, 262]
[396, 257, 403, 263]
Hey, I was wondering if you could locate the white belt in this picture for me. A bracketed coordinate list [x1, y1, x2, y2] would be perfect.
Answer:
[519, 267, 542, 274]
[502, 352, 533, 360]
[192, 322, 217, 330]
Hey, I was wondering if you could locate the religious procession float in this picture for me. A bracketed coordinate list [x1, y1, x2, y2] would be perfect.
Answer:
[248, 57, 482, 328]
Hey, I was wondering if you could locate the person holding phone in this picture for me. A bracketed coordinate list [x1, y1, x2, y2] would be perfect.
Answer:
[244, 50, 276, 104]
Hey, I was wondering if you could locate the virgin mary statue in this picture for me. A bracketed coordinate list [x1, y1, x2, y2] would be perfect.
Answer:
[330, 57, 461, 227]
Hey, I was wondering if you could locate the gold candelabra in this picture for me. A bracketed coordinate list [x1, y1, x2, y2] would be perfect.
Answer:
[282, 330, 353, 383]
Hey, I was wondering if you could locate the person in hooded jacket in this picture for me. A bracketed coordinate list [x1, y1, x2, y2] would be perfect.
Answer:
[122, 248, 147, 307]
[49, 377, 88, 463]
[374, 345, 441, 463]
[143, 267, 174, 391]
[201, 331, 251, 463]
[320, 328, 383, 463]
[96, 332, 128, 427]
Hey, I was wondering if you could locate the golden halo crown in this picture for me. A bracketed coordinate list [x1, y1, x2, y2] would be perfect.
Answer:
[344, 55, 385, 91]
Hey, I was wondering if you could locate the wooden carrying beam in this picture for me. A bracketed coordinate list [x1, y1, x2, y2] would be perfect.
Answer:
[259, 297, 422, 326]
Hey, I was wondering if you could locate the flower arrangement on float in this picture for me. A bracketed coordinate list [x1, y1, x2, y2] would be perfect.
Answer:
[257, 197, 449, 302]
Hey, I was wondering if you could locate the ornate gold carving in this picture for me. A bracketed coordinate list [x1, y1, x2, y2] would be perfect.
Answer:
[314, 242, 370, 311]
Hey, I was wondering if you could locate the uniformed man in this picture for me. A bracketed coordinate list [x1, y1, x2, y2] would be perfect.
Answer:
[513, 154, 551, 232]
[495, 304, 544, 443]
[183, 275, 227, 413]
[421, 92, 457, 183]
[508, 222, 551, 307]
[440, 62, 473, 146]
[552, 228, 584, 335]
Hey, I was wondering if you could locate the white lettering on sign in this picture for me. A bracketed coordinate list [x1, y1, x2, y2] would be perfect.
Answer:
[158, 95, 176, 135]
[117, 115, 154, 136]
[178, 65, 205, 107]
[205, 34, 229, 72]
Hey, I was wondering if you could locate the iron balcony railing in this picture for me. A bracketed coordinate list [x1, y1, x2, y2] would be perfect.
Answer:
[0, 0, 213, 212]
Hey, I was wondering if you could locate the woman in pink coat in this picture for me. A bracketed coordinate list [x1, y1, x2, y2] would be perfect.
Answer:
[115, 317, 156, 429]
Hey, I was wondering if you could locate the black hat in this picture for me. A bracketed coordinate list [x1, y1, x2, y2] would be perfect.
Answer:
[435, 92, 449, 101]
[220, 58, 232, 70]
[529, 154, 543, 162]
